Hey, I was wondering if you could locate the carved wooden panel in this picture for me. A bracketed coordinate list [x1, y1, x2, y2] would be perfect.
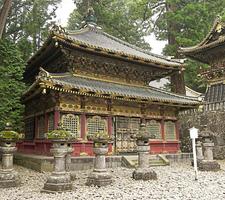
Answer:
[62, 49, 171, 85]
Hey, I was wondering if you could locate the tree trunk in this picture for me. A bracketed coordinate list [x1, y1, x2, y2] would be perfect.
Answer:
[0, 0, 12, 39]
[166, 1, 186, 95]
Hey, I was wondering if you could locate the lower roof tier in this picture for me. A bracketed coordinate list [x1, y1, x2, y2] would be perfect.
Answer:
[23, 68, 202, 107]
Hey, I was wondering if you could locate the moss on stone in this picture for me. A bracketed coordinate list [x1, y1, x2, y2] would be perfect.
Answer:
[47, 129, 76, 140]
[0, 130, 23, 140]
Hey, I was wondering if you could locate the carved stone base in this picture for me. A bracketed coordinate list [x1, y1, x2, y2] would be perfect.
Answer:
[0, 170, 20, 188]
[42, 172, 72, 193]
[86, 171, 113, 187]
[198, 160, 221, 172]
[132, 168, 157, 181]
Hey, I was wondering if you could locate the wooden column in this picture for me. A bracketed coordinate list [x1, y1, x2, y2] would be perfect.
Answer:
[54, 110, 60, 129]
[107, 116, 113, 136]
[175, 120, 180, 152]
[44, 112, 48, 133]
[81, 113, 86, 139]
[161, 119, 166, 153]
[107, 115, 113, 154]
[161, 119, 165, 141]
[34, 116, 39, 139]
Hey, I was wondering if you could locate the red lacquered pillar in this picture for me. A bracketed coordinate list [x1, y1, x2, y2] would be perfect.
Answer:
[107, 115, 113, 154]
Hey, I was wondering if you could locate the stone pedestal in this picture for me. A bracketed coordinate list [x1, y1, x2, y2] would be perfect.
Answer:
[42, 141, 72, 193]
[199, 141, 220, 172]
[132, 141, 157, 181]
[66, 143, 76, 181]
[86, 144, 112, 187]
[0, 142, 20, 188]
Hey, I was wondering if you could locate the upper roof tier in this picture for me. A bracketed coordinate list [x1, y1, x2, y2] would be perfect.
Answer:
[66, 25, 183, 67]
[179, 17, 225, 64]
[27, 24, 184, 74]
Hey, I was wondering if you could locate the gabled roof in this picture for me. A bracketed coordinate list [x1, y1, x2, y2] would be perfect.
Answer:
[66, 25, 183, 67]
[23, 69, 201, 107]
[179, 17, 225, 64]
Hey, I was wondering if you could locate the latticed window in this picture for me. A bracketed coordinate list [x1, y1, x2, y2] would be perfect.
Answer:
[87, 116, 107, 135]
[38, 116, 45, 139]
[62, 114, 80, 138]
[146, 120, 162, 139]
[116, 117, 140, 134]
[25, 118, 35, 140]
[48, 113, 54, 132]
[165, 121, 176, 140]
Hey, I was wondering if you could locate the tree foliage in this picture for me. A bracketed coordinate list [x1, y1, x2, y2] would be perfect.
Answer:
[0, 39, 25, 131]
[68, 0, 152, 49]
[0, 0, 62, 131]
[1, 0, 61, 60]
[149, 0, 225, 92]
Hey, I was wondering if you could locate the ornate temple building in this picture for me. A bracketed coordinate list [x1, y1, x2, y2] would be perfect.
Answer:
[18, 11, 200, 156]
[180, 17, 225, 111]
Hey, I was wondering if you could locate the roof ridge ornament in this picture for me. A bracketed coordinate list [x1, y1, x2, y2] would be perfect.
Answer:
[51, 24, 68, 35]
[81, 7, 101, 30]
[37, 67, 51, 80]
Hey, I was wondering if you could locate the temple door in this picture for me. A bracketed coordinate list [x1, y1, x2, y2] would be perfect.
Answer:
[115, 117, 140, 153]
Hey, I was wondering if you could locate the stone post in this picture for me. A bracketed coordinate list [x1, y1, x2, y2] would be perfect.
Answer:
[198, 131, 220, 172]
[196, 140, 204, 161]
[132, 139, 157, 180]
[0, 142, 20, 188]
[86, 142, 112, 187]
[132, 123, 157, 180]
[0, 123, 22, 188]
[42, 141, 72, 193]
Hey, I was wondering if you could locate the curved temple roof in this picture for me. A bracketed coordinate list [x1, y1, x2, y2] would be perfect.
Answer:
[27, 24, 184, 71]
[24, 69, 201, 107]
[179, 16, 225, 63]
[66, 25, 183, 67]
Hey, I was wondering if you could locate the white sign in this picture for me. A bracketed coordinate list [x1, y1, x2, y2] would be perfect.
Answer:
[189, 126, 199, 181]
[189, 127, 198, 139]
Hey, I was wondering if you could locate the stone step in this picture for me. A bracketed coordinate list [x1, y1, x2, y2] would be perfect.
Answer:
[121, 154, 170, 168]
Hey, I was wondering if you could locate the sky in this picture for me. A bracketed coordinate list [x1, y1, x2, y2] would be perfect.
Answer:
[55, 0, 167, 55]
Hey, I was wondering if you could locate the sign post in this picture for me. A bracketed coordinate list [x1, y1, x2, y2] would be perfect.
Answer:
[189, 127, 198, 181]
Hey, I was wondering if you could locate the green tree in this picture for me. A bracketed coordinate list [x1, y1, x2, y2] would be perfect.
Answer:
[149, 0, 225, 92]
[0, 39, 25, 131]
[68, 0, 152, 49]
[1, 0, 61, 60]
[0, 0, 12, 38]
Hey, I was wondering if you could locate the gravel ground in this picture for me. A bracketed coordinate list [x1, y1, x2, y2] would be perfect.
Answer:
[1, 162, 225, 200]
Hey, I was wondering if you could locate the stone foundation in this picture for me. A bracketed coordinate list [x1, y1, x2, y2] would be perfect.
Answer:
[42, 173, 72, 193]
[132, 168, 157, 181]
[198, 160, 220, 172]
[0, 170, 20, 188]
[86, 171, 113, 187]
